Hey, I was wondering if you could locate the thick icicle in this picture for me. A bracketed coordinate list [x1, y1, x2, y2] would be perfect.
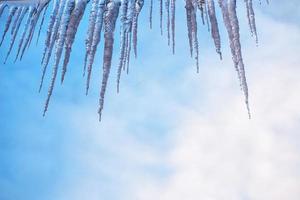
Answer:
[207, 0, 221, 58]
[61, 0, 89, 83]
[43, 0, 75, 116]
[98, 0, 120, 121]
[85, 0, 106, 95]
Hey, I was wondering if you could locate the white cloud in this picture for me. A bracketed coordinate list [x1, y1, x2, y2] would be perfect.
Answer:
[131, 11, 300, 200]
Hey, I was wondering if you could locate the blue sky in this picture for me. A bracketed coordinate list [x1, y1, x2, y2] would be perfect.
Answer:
[0, 1, 300, 199]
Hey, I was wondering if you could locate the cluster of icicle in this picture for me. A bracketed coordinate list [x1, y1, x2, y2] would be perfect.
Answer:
[0, 0, 268, 120]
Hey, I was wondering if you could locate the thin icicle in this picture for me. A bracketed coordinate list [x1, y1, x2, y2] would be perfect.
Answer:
[165, 0, 170, 45]
[149, 0, 153, 29]
[185, 1, 193, 57]
[98, 0, 120, 121]
[245, 0, 258, 43]
[171, 0, 175, 54]
[207, 0, 222, 59]
[159, 0, 163, 35]
[190, 0, 199, 72]
[0, 6, 17, 46]
[36, 3, 49, 45]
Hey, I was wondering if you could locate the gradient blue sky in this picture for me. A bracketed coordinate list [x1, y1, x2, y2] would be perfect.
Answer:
[0, 1, 300, 200]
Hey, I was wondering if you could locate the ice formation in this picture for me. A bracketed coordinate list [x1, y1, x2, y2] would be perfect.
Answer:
[0, 0, 268, 119]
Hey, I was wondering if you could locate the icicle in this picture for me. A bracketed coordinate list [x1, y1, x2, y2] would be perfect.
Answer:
[207, 0, 222, 59]
[39, 0, 67, 92]
[197, 0, 205, 25]
[165, 0, 170, 45]
[219, 0, 241, 86]
[171, 0, 175, 54]
[42, 0, 60, 64]
[10, 8, 22, 36]
[85, 0, 106, 95]
[132, 0, 144, 58]
[117, 0, 129, 93]
[228, 0, 250, 118]
[185, 1, 193, 57]
[185, 0, 199, 71]
[159, 0, 163, 35]
[245, 0, 258, 43]
[0, 4, 8, 18]
[4, 8, 28, 63]
[190, 0, 199, 72]
[98, 0, 120, 121]
[36, 3, 49, 45]
[62, 0, 89, 83]
[0, 6, 17, 46]
[43, 0, 75, 116]
[15, 7, 34, 61]
[83, 0, 100, 77]
[149, 0, 153, 29]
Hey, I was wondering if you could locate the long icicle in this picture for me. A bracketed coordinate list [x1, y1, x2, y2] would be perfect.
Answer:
[43, 0, 75, 116]
[39, 0, 67, 92]
[98, 0, 120, 121]
[228, 0, 251, 118]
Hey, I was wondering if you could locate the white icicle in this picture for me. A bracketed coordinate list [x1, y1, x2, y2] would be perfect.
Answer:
[39, 0, 67, 92]
[43, 0, 75, 116]
[62, 0, 88, 83]
[228, 0, 251, 118]
[98, 0, 120, 121]
[83, 0, 100, 76]
[207, 0, 221, 58]
[85, 0, 106, 95]
[171, 0, 175, 53]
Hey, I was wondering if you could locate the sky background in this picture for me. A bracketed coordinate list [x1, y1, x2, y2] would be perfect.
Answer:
[0, 0, 300, 199]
